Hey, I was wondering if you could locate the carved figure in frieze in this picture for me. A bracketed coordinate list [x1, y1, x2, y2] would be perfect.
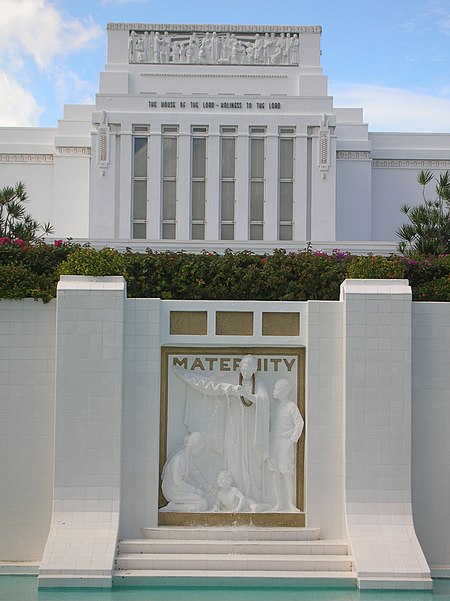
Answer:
[270, 39, 283, 64]
[234, 39, 246, 64]
[149, 31, 156, 62]
[135, 37, 145, 62]
[128, 29, 301, 66]
[211, 31, 220, 63]
[212, 471, 270, 513]
[282, 33, 291, 65]
[160, 432, 210, 512]
[172, 41, 183, 63]
[212, 471, 251, 512]
[142, 31, 150, 62]
[290, 33, 299, 64]
[264, 32, 276, 64]
[246, 44, 255, 64]
[185, 41, 194, 63]
[173, 354, 270, 504]
[153, 31, 162, 62]
[199, 31, 212, 63]
[188, 32, 200, 62]
[219, 32, 231, 64]
[254, 33, 263, 63]
[267, 378, 304, 511]
[161, 31, 171, 63]
[128, 30, 136, 61]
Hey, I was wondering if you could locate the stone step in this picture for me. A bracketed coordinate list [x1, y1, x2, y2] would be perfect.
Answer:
[115, 553, 353, 572]
[141, 526, 320, 541]
[118, 538, 349, 556]
[113, 570, 357, 588]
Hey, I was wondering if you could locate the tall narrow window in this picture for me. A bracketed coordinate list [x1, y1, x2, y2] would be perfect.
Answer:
[220, 126, 237, 240]
[249, 126, 266, 240]
[161, 126, 178, 239]
[132, 125, 149, 239]
[191, 126, 208, 240]
[278, 127, 295, 241]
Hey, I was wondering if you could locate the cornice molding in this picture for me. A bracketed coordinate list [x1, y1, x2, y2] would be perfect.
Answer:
[108, 23, 321, 34]
[0, 153, 53, 163]
[337, 151, 370, 160]
[55, 147, 91, 156]
[373, 159, 450, 169]
[141, 72, 288, 78]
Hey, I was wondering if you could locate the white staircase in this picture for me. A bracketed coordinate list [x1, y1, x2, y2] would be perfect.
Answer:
[113, 527, 355, 587]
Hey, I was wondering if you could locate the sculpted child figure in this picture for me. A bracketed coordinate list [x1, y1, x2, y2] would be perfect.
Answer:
[212, 470, 270, 513]
[267, 378, 304, 511]
[212, 471, 249, 513]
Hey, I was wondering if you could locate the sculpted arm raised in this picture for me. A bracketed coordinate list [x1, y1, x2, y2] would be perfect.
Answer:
[172, 365, 241, 397]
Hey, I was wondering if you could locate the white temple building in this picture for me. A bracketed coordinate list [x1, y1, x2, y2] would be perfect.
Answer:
[1, 24, 450, 592]
[1, 22, 450, 251]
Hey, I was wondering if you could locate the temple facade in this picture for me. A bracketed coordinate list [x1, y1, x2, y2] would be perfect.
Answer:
[0, 23, 449, 250]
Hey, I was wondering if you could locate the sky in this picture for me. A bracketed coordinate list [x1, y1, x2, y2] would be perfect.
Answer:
[0, 0, 450, 132]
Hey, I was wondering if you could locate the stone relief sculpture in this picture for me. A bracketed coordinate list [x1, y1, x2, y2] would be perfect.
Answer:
[212, 470, 252, 512]
[173, 354, 270, 504]
[129, 30, 300, 65]
[212, 471, 270, 513]
[267, 378, 304, 511]
[160, 432, 210, 512]
[162, 355, 303, 513]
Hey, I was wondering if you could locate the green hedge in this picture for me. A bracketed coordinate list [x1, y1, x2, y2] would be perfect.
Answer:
[1, 240, 450, 302]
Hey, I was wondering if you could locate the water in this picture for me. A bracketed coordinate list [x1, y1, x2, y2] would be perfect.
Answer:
[1, 578, 450, 601]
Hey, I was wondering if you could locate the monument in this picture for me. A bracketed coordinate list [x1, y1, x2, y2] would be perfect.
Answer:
[159, 348, 305, 523]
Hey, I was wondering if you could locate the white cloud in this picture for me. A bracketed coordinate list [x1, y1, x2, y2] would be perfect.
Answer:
[54, 68, 96, 107]
[0, 0, 102, 69]
[332, 83, 450, 132]
[0, 0, 102, 126]
[398, 0, 450, 35]
[0, 70, 42, 126]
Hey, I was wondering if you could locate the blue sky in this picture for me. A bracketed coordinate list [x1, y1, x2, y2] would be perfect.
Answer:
[1, 0, 450, 131]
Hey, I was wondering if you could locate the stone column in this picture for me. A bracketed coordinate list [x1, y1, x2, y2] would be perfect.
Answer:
[39, 276, 126, 588]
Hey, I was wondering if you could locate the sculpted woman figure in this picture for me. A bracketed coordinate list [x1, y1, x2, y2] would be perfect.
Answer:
[160, 432, 209, 512]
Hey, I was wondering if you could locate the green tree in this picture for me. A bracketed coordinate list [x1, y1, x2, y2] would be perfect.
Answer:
[0, 181, 53, 242]
[396, 170, 450, 257]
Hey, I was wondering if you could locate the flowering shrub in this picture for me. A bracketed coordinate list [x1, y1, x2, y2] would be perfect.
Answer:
[414, 275, 450, 301]
[0, 238, 76, 302]
[58, 246, 125, 277]
[346, 255, 407, 280]
[0, 242, 449, 302]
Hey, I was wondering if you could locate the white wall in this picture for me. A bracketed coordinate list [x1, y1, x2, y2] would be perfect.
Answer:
[1, 282, 450, 588]
[0, 299, 56, 561]
[120, 298, 161, 537]
[341, 280, 431, 589]
[39, 277, 126, 587]
[336, 158, 372, 241]
[305, 301, 345, 538]
[412, 303, 450, 577]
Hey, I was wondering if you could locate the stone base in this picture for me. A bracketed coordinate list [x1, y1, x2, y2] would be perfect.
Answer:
[158, 511, 305, 527]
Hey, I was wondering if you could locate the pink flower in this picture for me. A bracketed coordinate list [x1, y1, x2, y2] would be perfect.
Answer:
[0, 237, 11, 245]
[13, 239, 25, 247]
[54, 240, 64, 247]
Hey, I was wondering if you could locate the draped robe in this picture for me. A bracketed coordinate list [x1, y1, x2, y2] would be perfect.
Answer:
[174, 367, 270, 503]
